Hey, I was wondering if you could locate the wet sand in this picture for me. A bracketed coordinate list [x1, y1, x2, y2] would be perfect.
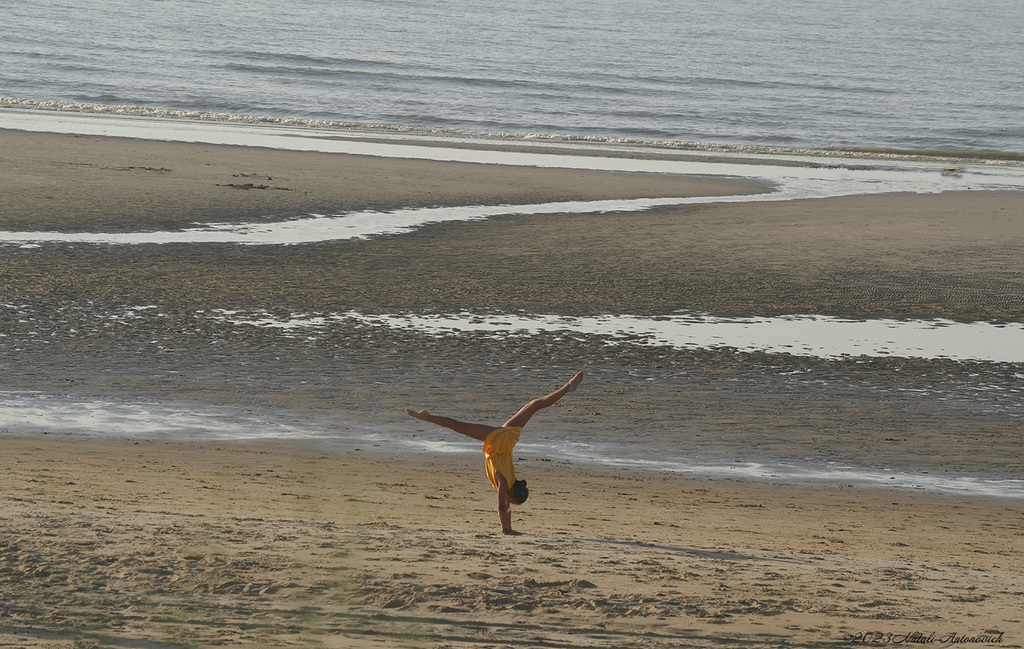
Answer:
[1, 129, 1023, 647]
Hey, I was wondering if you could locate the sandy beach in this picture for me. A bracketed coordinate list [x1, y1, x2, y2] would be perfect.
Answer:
[1, 129, 1022, 647]
[1, 437, 1019, 648]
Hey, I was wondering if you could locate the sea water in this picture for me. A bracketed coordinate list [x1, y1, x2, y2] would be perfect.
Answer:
[2, 0, 1023, 154]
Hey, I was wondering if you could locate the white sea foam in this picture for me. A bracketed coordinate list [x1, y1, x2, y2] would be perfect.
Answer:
[558, 451, 1024, 499]
[0, 391, 299, 440]
[209, 309, 1024, 364]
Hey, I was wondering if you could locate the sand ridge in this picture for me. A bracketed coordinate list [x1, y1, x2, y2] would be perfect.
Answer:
[0, 128, 764, 232]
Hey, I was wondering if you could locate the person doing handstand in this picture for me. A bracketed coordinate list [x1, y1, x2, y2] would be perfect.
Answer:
[406, 372, 583, 535]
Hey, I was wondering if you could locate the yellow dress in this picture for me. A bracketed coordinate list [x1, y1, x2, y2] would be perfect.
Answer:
[483, 426, 522, 489]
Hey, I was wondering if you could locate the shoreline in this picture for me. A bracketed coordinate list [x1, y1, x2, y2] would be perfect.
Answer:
[2, 435, 1020, 648]
[6, 110, 1024, 205]
[4, 403, 1023, 501]
[6, 99, 1024, 165]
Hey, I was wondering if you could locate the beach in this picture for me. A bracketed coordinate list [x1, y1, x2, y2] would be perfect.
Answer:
[2, 129, 1023, 647]
[1, 438, 1019, 648]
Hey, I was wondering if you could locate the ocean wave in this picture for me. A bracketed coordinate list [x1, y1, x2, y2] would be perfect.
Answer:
[4, 96, 1022, 164]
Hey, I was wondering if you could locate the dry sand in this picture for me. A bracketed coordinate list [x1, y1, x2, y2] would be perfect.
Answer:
[0, 128, 763, 232]
[1, 437, 1020, 648]
[1, 129, 1022, 647]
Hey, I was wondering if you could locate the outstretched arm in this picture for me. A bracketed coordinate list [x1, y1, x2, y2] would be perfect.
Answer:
[495, 473, 522, 536]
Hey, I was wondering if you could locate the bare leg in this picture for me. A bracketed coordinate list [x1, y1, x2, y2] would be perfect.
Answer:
[502, 372, 583, 429]
[405, 409, 500, 442]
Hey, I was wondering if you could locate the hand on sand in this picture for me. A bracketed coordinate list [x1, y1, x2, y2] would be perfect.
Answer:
[405, 409, 431, 421]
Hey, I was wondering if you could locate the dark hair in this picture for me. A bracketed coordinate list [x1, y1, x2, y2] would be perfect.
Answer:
[510, 479, 529, 505]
